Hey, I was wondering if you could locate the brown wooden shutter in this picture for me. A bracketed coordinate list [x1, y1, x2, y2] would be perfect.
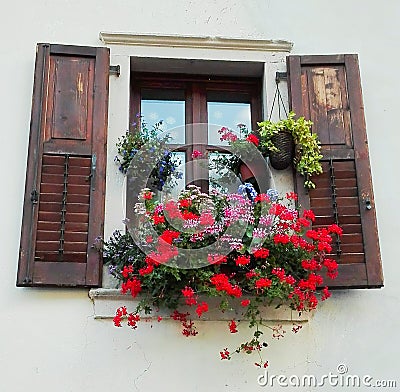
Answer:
[17, 43, 109, 287]
[287, 54, 383, 288]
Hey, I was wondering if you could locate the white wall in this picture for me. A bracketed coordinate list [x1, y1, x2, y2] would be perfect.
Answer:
[1, 1, 399, 391]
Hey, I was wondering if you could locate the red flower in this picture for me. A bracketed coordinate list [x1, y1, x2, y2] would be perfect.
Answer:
[182, 211, 199, 220]
[191, 150, 203, 159]
[220, 348, 230, 360]
[272, 268, 286, 281]
[274, 233, 290, 244]
[285, 275, 296, 285]
[127, 313, 140, 329]
[227, 285, 243, 298]
[153, 214, 165, 225]
[286, 192, 298, 200]
[178, 199, 192, 209]
[255, 278, 272, 289]
[143, 191, 153, 200]
[253, 248, 270, 259]
[321, 286, 331, 301]
[255, 194, 271, 203]
[245, 270, 259, 279]
[122, 265, 133, 278]
[228, 320, 238, 333]
[139, 264, 154, 276]
[182, 286, 195, 298]
[328, 224, 343, 236]
[196, 302, 209, 317]
[113, 314, 122, 327]
[303, 209, 316, 221]
[246, 134, 259, 146]
[323, 258, 338, 279]
[160, 230, 180, 244]
[241, 299, 250, 307]
[235, 255, 250, 266]
[301, 259, 320, 271]
[121, 277, 142, 297]
[113, 306, 127, 327]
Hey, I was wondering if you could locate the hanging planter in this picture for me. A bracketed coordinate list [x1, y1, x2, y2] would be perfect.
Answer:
[258, 113, 323, 188]
[268, 130, 295, 170]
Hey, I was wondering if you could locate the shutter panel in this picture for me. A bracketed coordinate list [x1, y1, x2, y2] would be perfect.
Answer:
[17, 43, 109, 287]
[287, 54, 383, 288]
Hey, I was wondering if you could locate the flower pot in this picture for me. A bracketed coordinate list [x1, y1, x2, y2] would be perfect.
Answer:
[269, 131, 295, 170]
[239, 162, 263, 194]
[239, 162, 254, 181]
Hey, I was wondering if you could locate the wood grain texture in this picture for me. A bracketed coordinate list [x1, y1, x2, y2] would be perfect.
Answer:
[287, 54, 383, 288]
[17, 44, 109, 287]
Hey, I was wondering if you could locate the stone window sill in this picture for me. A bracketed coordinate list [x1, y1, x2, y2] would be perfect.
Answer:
[89, 288, 311, 322]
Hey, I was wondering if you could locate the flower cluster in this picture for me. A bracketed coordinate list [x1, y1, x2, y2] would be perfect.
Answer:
[114, 115, 182, 190]
[210, 124, 268, 186]
[103, 185, 341, 367]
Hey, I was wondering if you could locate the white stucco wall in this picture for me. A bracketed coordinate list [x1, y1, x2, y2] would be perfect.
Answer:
[1, 1, 399, 391]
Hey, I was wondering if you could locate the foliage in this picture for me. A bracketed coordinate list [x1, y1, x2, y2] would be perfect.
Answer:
[102, 185, 341, 367]
[114, 116, 182, 190]
[258, 112, 323, 188]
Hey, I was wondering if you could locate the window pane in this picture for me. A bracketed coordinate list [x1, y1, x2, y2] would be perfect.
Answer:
[208, 102, 251, 146]
[141, 89, 185, 144]
[208, 152, 240, 194]
[165, 152, 186, 198]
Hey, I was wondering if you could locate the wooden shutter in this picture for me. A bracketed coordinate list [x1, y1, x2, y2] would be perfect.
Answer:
[287, 54, 383, 288]
[17, 43, 109, 287]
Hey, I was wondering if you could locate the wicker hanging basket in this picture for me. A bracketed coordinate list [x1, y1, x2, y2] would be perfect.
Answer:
[269, 131, 295, 170]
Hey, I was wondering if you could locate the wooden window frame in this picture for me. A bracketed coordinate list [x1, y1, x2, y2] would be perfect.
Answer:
[129, 73, 262, 192]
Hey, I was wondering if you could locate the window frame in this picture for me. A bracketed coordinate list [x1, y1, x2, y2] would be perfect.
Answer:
[129, 72, 263, 191]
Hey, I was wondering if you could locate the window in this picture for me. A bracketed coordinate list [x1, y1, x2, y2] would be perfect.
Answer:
[17, 42, 383, 289]
[130, 73, 262, 194]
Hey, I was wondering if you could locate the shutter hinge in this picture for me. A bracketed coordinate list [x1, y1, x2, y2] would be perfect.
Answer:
[90, 154, 97, 191]
[109, 65, 120, 77]
[275, 72, 287, 83]
[30, 189, 39, 204]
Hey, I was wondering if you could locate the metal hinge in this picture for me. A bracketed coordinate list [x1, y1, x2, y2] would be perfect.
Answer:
[109, 65, 120, 77]
[90, 154, 97, 191]
[30, 189, 39, 204]
[275, 72, 287, 83]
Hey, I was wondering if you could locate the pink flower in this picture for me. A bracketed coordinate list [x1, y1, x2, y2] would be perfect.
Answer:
[191, 150, 203, 159]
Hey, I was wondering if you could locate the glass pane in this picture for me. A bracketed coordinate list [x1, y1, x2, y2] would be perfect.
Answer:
[141, 89, 185, 144]
[208, 152, 241, 194]
[164, 152, 186, 198]
[208, 102, 251, 146]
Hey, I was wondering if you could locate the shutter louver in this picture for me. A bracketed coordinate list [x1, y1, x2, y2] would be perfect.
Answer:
[287, 54, 383, 288]
[35, 154, 91, 264]
[17, 44, 109, 287]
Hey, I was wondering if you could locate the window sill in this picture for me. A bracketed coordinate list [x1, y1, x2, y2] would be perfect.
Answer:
[89, 288, 312, 322]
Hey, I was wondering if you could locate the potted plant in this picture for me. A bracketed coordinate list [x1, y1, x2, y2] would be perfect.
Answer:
[114, 116, 182, 191]
[101, 185, 341, 368]
[258, 112, 323, 189]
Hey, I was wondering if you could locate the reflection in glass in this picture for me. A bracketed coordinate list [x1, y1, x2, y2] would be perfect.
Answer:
[208, 102, 251, 146]
[208, 152, 240, 194]
[165, 152, 186, 198]
[141, 89, 185, 144]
